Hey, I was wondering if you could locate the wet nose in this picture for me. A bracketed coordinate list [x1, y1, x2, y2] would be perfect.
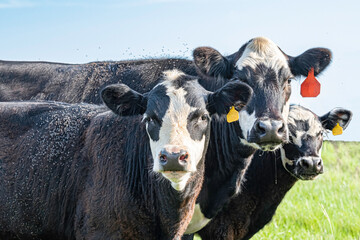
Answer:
[299, 157, 323, 174]
[159, 148, 189, 172]
[254, 118, 286, 144]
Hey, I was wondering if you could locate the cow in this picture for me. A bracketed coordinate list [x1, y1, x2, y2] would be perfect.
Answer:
[179, 37, 332, 230]
[188, 105, 352, 240]
[0, 70, 253, 240]
[0, 59, 196, 103]
[0, 37, 332, 223]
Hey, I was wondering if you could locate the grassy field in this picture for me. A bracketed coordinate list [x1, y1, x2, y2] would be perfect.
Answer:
[195, 141, 360, 240]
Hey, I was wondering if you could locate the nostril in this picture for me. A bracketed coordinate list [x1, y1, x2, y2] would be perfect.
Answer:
[159, 154, 167, 165]
[179, 153, 189, 164]
[256, 121, 267, 134]
[299, 159, 310, 169]
[317, 159, 322, 167]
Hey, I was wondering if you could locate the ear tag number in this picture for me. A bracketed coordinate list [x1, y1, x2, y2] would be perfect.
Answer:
[227, 106, 239, 123]
[301, 67, 321, 97]
[332, 123, 343, 136]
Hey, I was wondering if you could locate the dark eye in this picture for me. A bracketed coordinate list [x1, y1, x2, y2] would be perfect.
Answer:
[287, 78, 292, 84]
[234, 102, 246, 111]
[144, 116, 160, 125]
[198, 114, 209, 123]
[317, 131, 323, 137]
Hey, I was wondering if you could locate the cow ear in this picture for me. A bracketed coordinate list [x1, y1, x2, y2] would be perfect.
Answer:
[289, 48, 332, 76]
[319, 108, 353, 131]
[193, 47, 234, 79]
[207, 80, 253, 115]
[101, 84, 147, 116]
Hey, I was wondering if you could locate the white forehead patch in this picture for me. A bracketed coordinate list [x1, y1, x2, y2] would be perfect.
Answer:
[282, 100, 290, 124]
[163, 69, 185, 81]
[236, 37, 292, 80]
[288, 105, 323, 140]
[148, 72, 207, 191]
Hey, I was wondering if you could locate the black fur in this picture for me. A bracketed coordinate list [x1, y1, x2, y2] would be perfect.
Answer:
[191, 106, 352, 240]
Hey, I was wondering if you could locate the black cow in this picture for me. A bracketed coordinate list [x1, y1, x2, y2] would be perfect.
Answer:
[191, 105, 352, 240]
[0, 59, 196, 103]
[0, 70, 252, 240]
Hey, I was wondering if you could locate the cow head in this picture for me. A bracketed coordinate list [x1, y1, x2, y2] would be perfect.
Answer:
[193, 37, 332, 151]
[281, 105, 352, 180]
[101, 70, 252, 191]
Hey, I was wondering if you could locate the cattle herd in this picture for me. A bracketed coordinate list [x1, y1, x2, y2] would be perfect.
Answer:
[0, 37, 353, 240]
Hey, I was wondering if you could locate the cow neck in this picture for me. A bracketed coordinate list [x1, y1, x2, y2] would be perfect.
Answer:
[236, 151, 298, 240]
[118, 115, 205, 239]
[205, 115, 256, 179]
[245, 151, 298, 197]
[196, 115, 256, 219]
[196, 151, 298, 240]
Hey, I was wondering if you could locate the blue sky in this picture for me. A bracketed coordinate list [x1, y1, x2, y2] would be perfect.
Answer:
[0, 0, 359, 141]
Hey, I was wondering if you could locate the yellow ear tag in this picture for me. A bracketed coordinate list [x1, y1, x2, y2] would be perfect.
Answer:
[227, 106, 239, 123]
[332, 123, 343, 136]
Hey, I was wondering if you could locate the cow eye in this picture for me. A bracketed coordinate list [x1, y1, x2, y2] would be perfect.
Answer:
[199, 114, 210, 122]
[144, 116, 160, 125]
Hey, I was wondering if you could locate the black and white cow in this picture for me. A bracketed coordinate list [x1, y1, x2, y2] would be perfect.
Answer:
[194, 37, 332, 150]
[191, 105, 352, 240]
[0, 70, 252, 240]
[179, 37, 332, 233]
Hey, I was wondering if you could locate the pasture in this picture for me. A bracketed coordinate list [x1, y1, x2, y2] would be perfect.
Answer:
[196, 141, 360, 240]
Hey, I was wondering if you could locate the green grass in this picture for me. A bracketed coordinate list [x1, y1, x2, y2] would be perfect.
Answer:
[195, 141, 360, 240]
[252, 141, 360, 240]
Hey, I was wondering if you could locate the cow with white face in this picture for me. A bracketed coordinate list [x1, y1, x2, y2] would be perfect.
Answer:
[102, 69, 253, 192]
[281, 105, 352, 180]
[0, 69, 253, 240]
[194, 37, 332, 151]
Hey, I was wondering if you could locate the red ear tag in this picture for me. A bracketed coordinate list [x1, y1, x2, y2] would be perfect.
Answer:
[301, 68, 321, 97]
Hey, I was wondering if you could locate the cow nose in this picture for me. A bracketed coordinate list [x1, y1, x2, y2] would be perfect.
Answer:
[254, 118, 286, 144]
[299, 157, 323, 174]
[159, 149, 189, 172]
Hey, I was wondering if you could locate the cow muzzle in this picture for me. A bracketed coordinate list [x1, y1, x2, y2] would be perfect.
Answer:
[158, 145, 190, 172]
[250, 118, 287, 150]
[296, 157, 323, 180]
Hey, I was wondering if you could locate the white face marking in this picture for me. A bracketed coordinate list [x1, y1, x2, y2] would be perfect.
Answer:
[185, 204, 212, 234]
[147, 71, 208, 191]
[162, 172, 192, 191]
[292, 131, 305, 148]
[288, 105, 323, 148]
[163, 69, 185, 81]
[280, 147, 294, 167]
[282, 100, 290, 124]
[238, 110, 257, 145]
[236, 37, 292, 81]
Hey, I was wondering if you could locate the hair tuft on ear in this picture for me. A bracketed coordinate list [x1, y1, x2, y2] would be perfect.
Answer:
[289, 48, 332, 77]
[207, 80, 252, 115]
[101, 84, 147, 116]
[320, 108, 353, 131]
[193, 47, 233, 79]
